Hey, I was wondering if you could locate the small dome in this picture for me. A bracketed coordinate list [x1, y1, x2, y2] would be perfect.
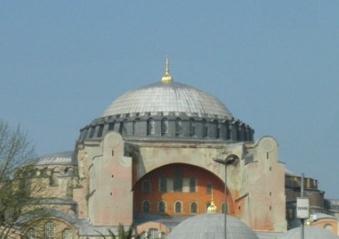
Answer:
[281, 226, 339, 239]
[102, 81, 233, 119]
[168, 214, 258, 239]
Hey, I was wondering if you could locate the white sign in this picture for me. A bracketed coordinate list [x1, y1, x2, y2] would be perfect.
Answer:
[296, 197, 310, 219]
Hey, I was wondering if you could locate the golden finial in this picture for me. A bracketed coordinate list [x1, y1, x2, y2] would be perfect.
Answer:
[207, 187, 217, 214]
[161, 57, 173, 84]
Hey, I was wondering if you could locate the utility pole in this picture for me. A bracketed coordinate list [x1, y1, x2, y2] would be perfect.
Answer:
[301, 173, 305, 239]
[213, 154, 238, 239]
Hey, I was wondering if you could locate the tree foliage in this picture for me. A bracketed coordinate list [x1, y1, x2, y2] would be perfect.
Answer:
[0, 120, 35, 238]
[97, 224, 141, 239]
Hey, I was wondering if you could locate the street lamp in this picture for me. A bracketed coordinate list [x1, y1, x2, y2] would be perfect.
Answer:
[213, 154, 238, 239]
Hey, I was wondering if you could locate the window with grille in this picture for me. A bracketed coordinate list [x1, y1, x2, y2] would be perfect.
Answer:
[44, 222, 55, 239]
[26, 228, 36, 239]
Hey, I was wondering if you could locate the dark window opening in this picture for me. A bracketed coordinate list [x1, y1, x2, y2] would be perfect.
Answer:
[142, 180, 151, 193]
[191, 202, 197, 214]
[108, 122, 115, 130]
[143, 201, 150, 213]
[89, 127, 95, 138]
[159, 177, 167, 192]
[175, 202, 182, 213]
[189, 178, 196, 192]
[159, 201, 165, 213]
[202, 120, 208, 137]
[97, 125, 104, 137]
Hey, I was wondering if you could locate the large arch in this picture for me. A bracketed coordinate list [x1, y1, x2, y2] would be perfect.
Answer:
[132, 145, 242, 186]
[133, 163, 235, 218]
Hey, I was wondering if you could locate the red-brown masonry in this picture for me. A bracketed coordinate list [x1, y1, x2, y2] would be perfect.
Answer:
[133, 163, 236, 217]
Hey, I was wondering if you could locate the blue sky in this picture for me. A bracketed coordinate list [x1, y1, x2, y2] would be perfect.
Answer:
[0, 1, 338, 198]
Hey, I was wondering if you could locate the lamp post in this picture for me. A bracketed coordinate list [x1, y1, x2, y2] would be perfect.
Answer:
[214, 154, 238, 239]
[296, 173, 309, 239]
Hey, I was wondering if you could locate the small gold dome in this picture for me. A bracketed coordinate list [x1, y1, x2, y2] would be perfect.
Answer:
[207, 201, 217, 214]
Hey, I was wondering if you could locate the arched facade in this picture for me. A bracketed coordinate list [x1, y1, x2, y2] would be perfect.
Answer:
[134, 163, 235, 217]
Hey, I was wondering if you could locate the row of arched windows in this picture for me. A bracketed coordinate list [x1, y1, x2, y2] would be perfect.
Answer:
[81, 117, 254, 142]
[26, 222, 73, 239]
[142, 201, 198, 214]
[142, 201, 227, 214]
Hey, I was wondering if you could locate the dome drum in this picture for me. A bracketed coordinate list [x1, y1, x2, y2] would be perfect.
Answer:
[78, 113, 254, 143]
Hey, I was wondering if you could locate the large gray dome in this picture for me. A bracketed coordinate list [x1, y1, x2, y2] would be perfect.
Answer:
[168, 214, 259, 239]
[280, 226, 339, 239]
[102, 81, 233, 119]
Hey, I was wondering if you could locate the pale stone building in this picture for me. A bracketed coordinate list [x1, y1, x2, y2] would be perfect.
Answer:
[14, 61, 337, 239]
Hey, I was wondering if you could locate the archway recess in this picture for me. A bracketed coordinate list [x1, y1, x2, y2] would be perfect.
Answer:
[133, 163, 235, 217]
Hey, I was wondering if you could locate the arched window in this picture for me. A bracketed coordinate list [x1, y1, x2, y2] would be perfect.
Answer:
[62, 229, 73, 239]
[26, 228, 36, 239]
[214, 120, 220, 139]
[159, 201, 166, 213]
[191, 202, 198, 214]
[89, 127, 95, 138]
[147, 119, 156, 136]
[143, 201, 150, 213]
[175, 201, 182, 213]
[202, 120, 208, 137]
[160, 118, 168, 136]
[189, 118, 195, 136]
[97, 124, 104, 137]
[148, 228, 160, 239]
[226, 120, 231, 140]
[44, 221, 55, 239]
[175, 118, 182, 136]
[108, 122, 115, 131]
[132, 120, 136, 135]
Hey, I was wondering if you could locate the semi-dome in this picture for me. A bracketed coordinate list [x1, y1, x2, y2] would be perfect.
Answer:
[102, 81, 232, 119]
[280, 226, 339, 239]
[168, 214, 259, 239]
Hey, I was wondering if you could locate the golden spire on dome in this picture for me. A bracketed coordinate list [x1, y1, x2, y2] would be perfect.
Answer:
[161, 57, 173, 84]
[207, 188, 217, 214]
